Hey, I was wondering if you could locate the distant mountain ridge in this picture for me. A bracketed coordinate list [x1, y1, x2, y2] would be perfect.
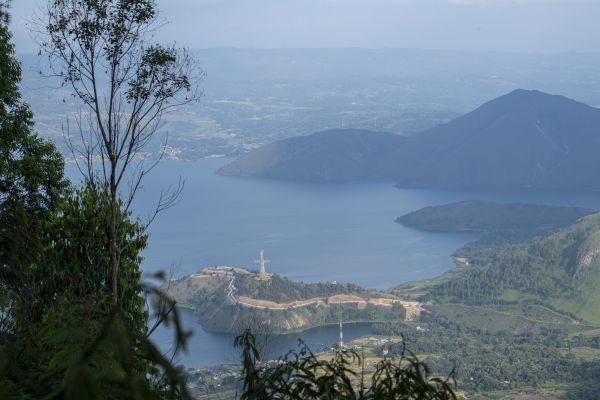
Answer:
[218, 90, 600, 189]
[217, 129, 406, 181]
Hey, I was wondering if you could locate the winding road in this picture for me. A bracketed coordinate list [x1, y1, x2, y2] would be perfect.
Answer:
[226, 276, 238, 304]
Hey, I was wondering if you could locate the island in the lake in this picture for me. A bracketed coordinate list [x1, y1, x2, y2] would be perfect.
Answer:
[167, 260, 419, 334]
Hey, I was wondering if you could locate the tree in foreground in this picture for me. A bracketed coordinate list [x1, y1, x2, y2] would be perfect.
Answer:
[0, 1, 193, 397]
[234, 330, 456, 400]
[36, 184, 192, 399]
[0, 0, 67, 377]
[36, 0, 200, 395]
[41, 0, 202, 305]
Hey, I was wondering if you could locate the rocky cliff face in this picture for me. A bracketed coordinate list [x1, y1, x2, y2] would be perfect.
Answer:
[575, 231, 600, 275]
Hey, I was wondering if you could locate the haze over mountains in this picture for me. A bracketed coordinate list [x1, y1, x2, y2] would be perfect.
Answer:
[219, 89, 600, 189]
[19, 49, 600, 161]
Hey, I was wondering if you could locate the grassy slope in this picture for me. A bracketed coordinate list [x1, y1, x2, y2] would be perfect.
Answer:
[397, 213, 600, 325]
[500, 214, 600, 323]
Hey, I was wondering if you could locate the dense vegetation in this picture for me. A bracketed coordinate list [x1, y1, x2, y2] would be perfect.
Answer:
[199, 302, 406, 334]
[373, 316, 600, 397]
[451, 230, 534, 267]
[397, 201, 593, 233]
[233, 330, 456, 400]
[0, 3, 460, 399]
[430, 213, 600, 323]
[237, 274, 380, 303]
[187, 273, 406, 334]
[387, 208, 600, 398]
[0, 1, 191, 398]
[8, 1, 600, 399]
[398, 200, 594, 267]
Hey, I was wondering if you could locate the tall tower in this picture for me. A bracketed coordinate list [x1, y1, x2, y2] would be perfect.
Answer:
[254, 249, 271, 278]
[338, 321, 344, 349]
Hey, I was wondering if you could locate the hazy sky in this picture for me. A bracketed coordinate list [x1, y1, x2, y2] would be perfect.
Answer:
[8, 0, 600, 53]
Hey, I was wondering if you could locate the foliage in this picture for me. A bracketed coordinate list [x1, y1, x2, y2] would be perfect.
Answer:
[234, 330, 456, 400]
[1, 183, 193, 399]
[0, 0, 67, 351]
[237, 274, 378, 304]
[196, 301, 406, 335]
[45, 184, 148, 324]
[428, 213, 600, 322]
[0, 2, 66, 213]
[188, 273, 405, 334]
[0, 2, 193, 398]
[42, 0, 201, 305]
[373, 317, 600, 394]
[398, 201, 594, 267]
[397, 201, 593, 234]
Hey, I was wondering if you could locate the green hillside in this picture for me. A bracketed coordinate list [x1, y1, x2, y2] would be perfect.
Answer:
[398, 200, 595, 266]
[217, 129, 406, 181]
[168, 269, 406, 334]
[235, 273, 376, 302]
[397, 200, 594, 233]
[429, 212, 600, 323]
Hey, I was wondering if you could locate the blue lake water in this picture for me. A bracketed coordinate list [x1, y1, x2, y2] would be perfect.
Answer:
[87, 158, 600, 368]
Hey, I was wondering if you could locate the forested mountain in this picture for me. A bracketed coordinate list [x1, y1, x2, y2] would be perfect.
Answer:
[431, 212, 600, 323]
[398, 201, 596, 266]
[385, 212, 600, 396]
[397, 200, 594, 233]
[217, 129, 405, 181]
[388, 89, 600, 189]
[220, 90, 600, 189]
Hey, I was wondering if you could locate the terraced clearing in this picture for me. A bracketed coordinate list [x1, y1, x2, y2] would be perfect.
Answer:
[236, 294, 423, 320]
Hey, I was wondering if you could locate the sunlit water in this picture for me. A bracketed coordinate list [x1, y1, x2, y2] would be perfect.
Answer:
[70, 158, 600, 367]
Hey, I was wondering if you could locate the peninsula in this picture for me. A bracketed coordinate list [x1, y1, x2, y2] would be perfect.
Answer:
[166, 255, 419, 334]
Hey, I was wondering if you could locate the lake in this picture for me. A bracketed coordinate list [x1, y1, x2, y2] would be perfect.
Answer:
[119, 158, 600, 368]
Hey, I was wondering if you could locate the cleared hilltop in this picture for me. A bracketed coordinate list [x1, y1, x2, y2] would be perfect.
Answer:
[167, 267, 416, 334]
[219, 90, 600, 189]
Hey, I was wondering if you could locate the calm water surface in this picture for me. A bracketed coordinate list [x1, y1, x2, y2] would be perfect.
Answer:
[119, 158, 600, 367]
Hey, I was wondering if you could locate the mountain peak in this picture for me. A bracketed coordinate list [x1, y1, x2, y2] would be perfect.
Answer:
[497, 88, 589, 109]
[219, 90, 600, 189]
[507, 88, 545, 97]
